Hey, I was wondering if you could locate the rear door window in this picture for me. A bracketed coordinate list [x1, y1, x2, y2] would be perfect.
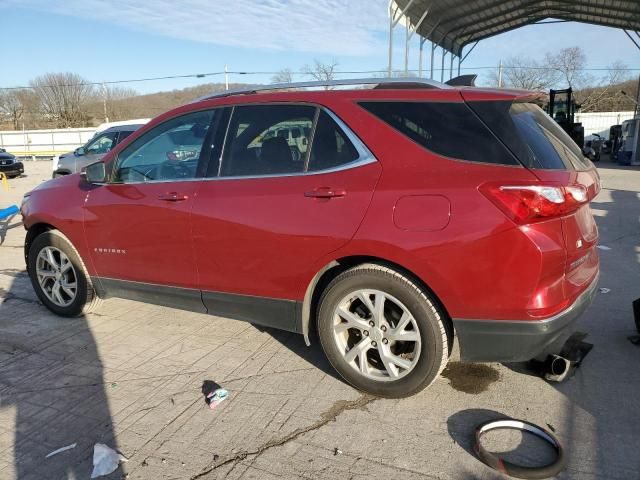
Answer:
[307, 110, 359, 171]
[221, 105, 315, 176]
[359, 101, 518, 165]
[116, 131, 134, 144]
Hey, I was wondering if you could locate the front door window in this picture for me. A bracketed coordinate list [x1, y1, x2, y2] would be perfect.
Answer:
[115, 110, 215, 183]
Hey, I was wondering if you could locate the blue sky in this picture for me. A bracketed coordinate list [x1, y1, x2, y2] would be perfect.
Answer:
[1, 0, 639, 94]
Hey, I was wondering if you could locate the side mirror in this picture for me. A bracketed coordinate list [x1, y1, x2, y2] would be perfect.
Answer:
[75, 147, 85, 156]
[82, 161, 106, 184]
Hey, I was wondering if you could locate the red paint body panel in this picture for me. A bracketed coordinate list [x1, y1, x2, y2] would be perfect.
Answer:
[393, 195, 451, 232]
[83, 181, 201, 288]
[21, 174, 97, 275]
[192, 161, 381, 298]
[21, 85, 600, 329]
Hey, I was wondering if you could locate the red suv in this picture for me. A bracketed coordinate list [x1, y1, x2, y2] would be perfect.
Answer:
[21, 79, 600, 398]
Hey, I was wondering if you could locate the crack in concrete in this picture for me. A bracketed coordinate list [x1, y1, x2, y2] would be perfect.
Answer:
[190, 394, 375, 480]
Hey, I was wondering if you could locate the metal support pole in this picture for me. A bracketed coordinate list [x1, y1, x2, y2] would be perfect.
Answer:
[624, 29, 640, 51]
[430, 42, 436, 79]
[224, 64, 229, 90]
[387, 0, 417, 78]
[449, 54, 454, 80]
[440, 47, 446, 83]
[419, 37, 426, 77]
[498, 60, 503, 88]
[457, 55, 461, 76]
[636, 74, 640, 118]
[388, 5, 395, 77]
[405, 21, 410, 76]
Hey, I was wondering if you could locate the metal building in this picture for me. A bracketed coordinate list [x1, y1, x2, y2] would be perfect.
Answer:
[388, 0, 640, 79]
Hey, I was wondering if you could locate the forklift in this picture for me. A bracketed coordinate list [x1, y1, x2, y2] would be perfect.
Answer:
[548, 88, 585, 148]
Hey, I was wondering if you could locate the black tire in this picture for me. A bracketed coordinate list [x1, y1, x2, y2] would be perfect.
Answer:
[27, 230, 103, 317]
[317, 264, 449, 398]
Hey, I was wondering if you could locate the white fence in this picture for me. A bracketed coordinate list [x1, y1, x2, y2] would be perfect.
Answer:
[575, 111, 635, 139]
[0, 111, 635, 158]
[0, 127, 97, 158]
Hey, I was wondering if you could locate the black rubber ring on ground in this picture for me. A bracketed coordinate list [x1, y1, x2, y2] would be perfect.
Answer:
[474, 419, 566, 479]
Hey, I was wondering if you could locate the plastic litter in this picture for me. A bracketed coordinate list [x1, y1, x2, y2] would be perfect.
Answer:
[596, 245, 611, 250]
[206, 388, 229, 410]
[91, 443, 128, 478]
[599, 287, 611, 294]
[202, 380, 229, 410]
[45, 443, 76, 459]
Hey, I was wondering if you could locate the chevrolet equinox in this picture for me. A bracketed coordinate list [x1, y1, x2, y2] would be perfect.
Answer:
[21, 78, 600, 398]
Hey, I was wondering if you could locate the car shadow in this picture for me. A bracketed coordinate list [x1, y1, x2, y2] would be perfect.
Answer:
[255, 325, 343, 382]
[0, 271, 120, 478]
[0, 215, 22, 246]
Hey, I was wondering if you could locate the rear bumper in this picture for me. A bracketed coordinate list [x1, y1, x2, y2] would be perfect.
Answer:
[453, 273, 599, 362]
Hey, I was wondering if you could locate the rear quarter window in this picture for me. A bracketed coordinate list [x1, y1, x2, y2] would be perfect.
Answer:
[469, 101, 591, 171]
[359, 101, 518, 165]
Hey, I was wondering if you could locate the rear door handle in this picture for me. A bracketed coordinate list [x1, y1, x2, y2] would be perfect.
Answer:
[158, 192, 189, 202]
[304, 187, 346, 199]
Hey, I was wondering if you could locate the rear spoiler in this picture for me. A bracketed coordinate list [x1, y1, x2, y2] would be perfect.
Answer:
[445, 74, 477, 87]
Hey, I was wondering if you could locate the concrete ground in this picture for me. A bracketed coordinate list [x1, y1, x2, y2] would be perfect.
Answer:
[0, 160, 638, 480]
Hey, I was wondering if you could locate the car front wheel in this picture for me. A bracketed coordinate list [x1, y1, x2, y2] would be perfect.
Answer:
[317, 264, 450, 398]
[27, 230, 102, 316]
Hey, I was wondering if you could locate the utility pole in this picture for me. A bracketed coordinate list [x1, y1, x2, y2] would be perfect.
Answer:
[224, 65, 229, 91]
[497, 60, 503, 88]
[101, 82, 109, 123]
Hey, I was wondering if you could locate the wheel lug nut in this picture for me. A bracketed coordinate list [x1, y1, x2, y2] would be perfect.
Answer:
[371, 341, 377, 347]
[363, 330, 369, 336]
[381, 326, 387, 332]
[382, 338, 389, 344]
[369, 321, 375, 327]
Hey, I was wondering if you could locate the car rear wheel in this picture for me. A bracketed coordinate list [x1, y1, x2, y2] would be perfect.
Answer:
[27, 230, 103, 317]
[317, 264, 449, 398]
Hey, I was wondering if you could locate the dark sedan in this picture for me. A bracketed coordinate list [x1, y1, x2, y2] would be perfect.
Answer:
[0, 149, 24, 178]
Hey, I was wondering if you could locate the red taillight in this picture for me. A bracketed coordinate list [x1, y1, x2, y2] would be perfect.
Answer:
[480, 182, 588, 224]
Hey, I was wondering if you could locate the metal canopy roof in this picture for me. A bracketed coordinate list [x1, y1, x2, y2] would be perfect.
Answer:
[394, 0, 640, 56]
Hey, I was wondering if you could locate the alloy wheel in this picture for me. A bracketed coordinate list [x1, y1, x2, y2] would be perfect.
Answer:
[332, 289, 421, 381]
[35, 246, 77, 307]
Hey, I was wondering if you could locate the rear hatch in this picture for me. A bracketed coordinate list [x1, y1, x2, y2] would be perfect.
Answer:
[466, 96, 600, 295]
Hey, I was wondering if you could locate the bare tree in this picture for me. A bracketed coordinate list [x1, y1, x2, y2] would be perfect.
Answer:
[545, 47, 590, 89]
[271, 68, 294, 84]
[101, 86, 138, 121]
[0, 90, 29, 129]
[575, 61, 632, 112]
[31, 72, 95, 127]
[301, 59, 339, 88]
[488, 56, 557, 90]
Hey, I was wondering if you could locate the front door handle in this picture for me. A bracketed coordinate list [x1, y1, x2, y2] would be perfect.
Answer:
[304, 187, 346, 199]
[158, 192, 188, 202]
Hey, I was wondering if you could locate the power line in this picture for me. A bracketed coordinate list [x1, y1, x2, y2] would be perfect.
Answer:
[2, 66, 640, 91]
